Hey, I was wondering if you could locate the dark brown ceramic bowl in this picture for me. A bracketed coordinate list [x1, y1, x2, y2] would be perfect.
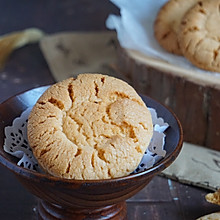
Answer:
[0, 86, 183, 220]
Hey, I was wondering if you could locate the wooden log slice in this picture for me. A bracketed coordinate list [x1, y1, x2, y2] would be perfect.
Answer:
[116, 46, 220, 150]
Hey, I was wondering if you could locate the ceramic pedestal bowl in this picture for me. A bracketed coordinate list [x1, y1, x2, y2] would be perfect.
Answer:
[0, 86, 183, 220]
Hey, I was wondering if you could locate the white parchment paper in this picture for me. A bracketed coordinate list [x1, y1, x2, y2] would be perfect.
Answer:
[106, 0, 220, 77]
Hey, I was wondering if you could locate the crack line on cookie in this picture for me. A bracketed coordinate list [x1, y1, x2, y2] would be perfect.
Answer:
[65, 162, 71, 174]
[75, 148, 82, 157]
[101, 77, 105, 84]
[212, 45, 220, 67]
[105, 103, 140, 142]
[91, 152, 95, 168]
[48, 97, 64, 110]
[94, 144, 109, 164]
[94, 81, 99, 97]
[108, 168, 112, 178]
[67, 113, 90, 145]
[68, 83, 75, 103]
[135, 145, 142, 154]
[194, 38, 204, 56]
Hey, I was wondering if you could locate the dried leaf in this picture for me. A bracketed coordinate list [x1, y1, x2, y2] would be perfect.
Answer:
[0, 28, 44, 69]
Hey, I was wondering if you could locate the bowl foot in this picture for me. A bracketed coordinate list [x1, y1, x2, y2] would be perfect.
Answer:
[37, 200, 127, 220]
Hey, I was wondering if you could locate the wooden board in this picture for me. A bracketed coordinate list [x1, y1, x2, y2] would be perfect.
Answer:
[117, 47, 220, 150]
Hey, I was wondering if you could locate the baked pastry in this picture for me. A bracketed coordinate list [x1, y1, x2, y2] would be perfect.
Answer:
[154, 0, 201, 55]
[27, 73, 153, 180]
[179, 0, 220, 72]
[206, 189, 220, 205]
[196, 212, 220, 220]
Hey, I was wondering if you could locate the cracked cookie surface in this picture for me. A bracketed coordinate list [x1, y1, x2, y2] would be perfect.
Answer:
[179, 0, 220, 72]
[27, 74, 153, 180]
[154, 0, 201, 55]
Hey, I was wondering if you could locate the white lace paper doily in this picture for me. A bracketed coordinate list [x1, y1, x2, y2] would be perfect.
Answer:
[3, 107, 169, 174]
[3, 107, 40, 172]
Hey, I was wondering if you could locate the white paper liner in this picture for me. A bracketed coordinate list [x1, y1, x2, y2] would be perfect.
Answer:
[3, 107, 40, 171]
[134, 108, 168, 173]
[3, 107, 169, 174]
[106, 0, 220, 77]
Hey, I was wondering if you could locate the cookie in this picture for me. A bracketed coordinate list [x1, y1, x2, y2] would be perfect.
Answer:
[179, 0, 220, 72]
[206, 189, 220, 205]
[154, 0, 201, 55]
[27, 74, 153, 180]
[196, 212, 220, 220]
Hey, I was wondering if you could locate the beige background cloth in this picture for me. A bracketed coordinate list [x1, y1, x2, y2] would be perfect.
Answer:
[40, 31, 128, 82]
[40, 31, 220, 191]
[162, 142, 220, 191]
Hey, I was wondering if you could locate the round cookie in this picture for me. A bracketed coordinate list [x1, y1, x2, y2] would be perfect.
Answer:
[27, 74, 153, 180]
[179, 0, 220, 72]
[196, 212, 220, 220]
[206, 189, 220, 205]
[154, 0, 202, 55]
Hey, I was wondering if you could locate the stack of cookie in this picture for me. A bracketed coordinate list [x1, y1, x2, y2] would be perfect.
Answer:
[154, 0, 220, 72]
[115, 0, 220, 150]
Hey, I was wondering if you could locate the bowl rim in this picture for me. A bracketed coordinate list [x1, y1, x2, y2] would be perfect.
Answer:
[0, 86, 183, 184]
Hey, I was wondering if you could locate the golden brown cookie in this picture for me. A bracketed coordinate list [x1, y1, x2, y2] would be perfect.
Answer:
[179, 0, 220, 72]
[27, 74, 153, 180]
[196, 212, 220, 220]
[154, 0, 201, 55]
[206, 189, 220, 205]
